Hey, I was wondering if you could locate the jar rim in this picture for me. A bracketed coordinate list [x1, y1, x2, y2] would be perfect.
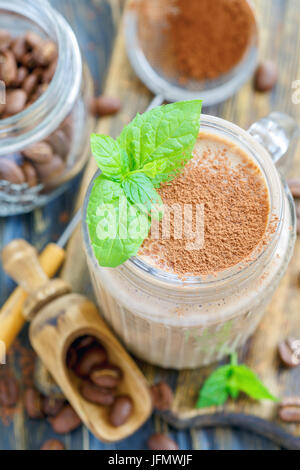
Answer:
[0, 0, 82, 153]
[82, 114, 285, 293]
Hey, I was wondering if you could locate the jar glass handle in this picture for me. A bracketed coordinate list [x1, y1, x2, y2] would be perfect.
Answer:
[248, 112, 299, 176]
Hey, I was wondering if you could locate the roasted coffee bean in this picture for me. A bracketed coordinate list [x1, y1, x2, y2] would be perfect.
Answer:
[25, 31, 43, 50]
[21, 52, 37, 69]
[150, 381, 174, 411]
[5, 89, 27, 115]
[66, 347, 78, 370]
[0, 50, 17, 85]
[22, 141, 53, 164]
[43, 59, 57, 83]
[73, 335, 96, 352]
[23, 73, 39, 96]
[0, 101, 5, 116]
[288, 178, 300, 198]
[13, 66, 29, 88]
[90, 95, 121, 117]
[50, 405, 81, 434]
[0, 158, 25, 184]
[21, 160, 38, 187]
[0, 377, 19, 407]
[47, 129, 70, 159]
[11, 37, 27, 62]
[0, 30, 11, 51]
[74, 344, 108, 378]
[278, 337, 300, 368]
[109, 395, 133, 427]
[35, 154, 65, 184]
[34, 40, 57, 67]
[80, 381, 116, 406]
[148, 433, 179, 451]
[43, 396, 65, 417]
[91, 365, 122, 389]
[24, 387, 44, 419]
[254, 61, 278, 92]
[40, 439, 65, 450]
[279, 397, 300, 423]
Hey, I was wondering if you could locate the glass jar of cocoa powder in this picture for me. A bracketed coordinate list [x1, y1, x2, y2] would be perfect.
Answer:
[0, 0, 94, 216]
[83, 113, 298, 370]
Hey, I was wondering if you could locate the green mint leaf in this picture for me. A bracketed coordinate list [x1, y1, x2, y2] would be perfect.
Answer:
[117, 100, 202, 182]
[196, 356, 278, 409]
[90, 134, 130, 180]
[196, 365, 232, 408]
[229, 365, 278, 402]
[86, 175, 150, 267]
[121, 173, 163, 220]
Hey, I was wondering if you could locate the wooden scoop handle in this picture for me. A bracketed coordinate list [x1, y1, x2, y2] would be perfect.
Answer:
[0, 243, 65, 352]
[2, 239, 49, 292]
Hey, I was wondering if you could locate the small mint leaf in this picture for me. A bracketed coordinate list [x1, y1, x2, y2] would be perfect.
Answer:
[121, 173, 163, 220]
[196, 365, 233, 409]
[86, 175, 150, 267]
[91, 134, 129, 180]
[230, 366, 278, 402]
[117, 100, 202, 180]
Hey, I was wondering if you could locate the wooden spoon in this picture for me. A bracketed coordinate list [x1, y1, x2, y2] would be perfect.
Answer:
[2, 239, 152, 442]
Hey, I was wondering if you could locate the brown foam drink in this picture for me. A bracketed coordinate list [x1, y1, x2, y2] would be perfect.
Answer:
[83, 115, 295, 369]
[139, 133, 270, 277]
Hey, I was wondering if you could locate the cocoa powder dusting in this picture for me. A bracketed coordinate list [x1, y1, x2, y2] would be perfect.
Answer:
[167, 0, 255, 81]
[139, 133, 270, 277]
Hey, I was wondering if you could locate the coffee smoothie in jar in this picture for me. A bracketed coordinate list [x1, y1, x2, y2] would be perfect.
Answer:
[83, 102, 297, 369]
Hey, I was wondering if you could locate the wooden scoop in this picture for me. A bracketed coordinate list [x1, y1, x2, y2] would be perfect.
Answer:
[2, 239, 152, 442]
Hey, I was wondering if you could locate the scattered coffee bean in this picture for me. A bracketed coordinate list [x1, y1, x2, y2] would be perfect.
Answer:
[40, 439, 65, 450]
[90, 95, 121, 117]
[24, 388, 44, 419]
[74, 344, 108, 378]
[109, 395, 133, 427]
[0, 158, 26, 184]
[50, 405, 81, 434]
[279, 397, 300, 423]
[254, 61, 278, 92]
[20, 160, 38, 187]
[148, 433, 179, 450]
[150, 381, 174, 411]
[90, 365, 122, 389]
[0, 377, 19, 407]
[80, 381, 116, 406]
[288, 178, 300, 198]
[34, 154, 65, 184]
[5, 89, 27, 116]
[43, 396, 65, 417]
[22, 141, 53, 164]
[278, 338, 300, 368]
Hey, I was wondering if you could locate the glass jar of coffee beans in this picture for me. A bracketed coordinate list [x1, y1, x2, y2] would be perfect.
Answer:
[0, 0, 94, 215]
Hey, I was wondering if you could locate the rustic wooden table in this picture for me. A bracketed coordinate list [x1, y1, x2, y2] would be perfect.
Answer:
[0, 0, 298, 450]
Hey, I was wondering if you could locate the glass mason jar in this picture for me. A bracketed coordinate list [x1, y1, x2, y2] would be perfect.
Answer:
[0, 0, 94, 216]
[82, 113, 298, 370]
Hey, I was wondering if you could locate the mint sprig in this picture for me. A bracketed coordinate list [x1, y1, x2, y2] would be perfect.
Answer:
[196, 353, 278, 409]
[87, 100, 202, 268]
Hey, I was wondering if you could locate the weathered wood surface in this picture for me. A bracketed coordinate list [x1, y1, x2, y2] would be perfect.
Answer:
[0, 0, 298, 450]
[61, 0, 300, 450]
